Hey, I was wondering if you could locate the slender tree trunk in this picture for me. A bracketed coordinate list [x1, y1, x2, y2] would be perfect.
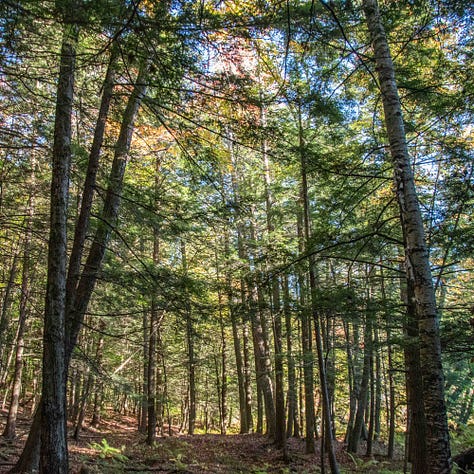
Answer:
[374, 327, 382, 441]
[216, 280, 228, 435]
[298, 105, 339, 473]
[260, 107, 285, 448]
[381, 270, 396, 459]
[91, 328, 105, 428]
[296, 183, 315, 454]
[0, 252, 19, 381]
[181, 240, 196, 435]
[362, 1, 451, 471]
[147, 304, 157, 444]
[147, 217, 161, 444]
[228, 279, 248, 433]
[283, 275, 299, 438]
[73, 364, 92, 440]
[248, 277, 275, 437]
[344, 321, 356, 444]
[140, 311, 148, 433]
[3, 188, 34, 439]
[403, 274, 427, 473]
[348, 317, 371, 454]
[242, 313, 254, 432]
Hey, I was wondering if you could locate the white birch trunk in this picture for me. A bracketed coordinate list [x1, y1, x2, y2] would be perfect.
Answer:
[362, 1, 451, 472]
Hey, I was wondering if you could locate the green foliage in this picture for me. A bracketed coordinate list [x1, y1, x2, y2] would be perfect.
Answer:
[89, 438, 128, 463]
[451, 424, 474, 455]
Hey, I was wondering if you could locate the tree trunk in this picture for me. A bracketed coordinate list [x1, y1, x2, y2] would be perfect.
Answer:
[216, 279, 228, 435]
[65, 61, 149, 358]
[65, 42, 119, 319]
[348, 317, 371, 454]
[298, 105, 339, 473]
[0, 252, 19, 381]
[40, 19, 79, 473]
[228, 279, 248, 433]
[91, 327, 105, 428]
[362, 1, 451, 471]
[140, 311, 148, 433]
[181, 240, 196, 435]
[147, 221, 161, 444]
[3, 186, 34, 439]
[403, 274, 427, 473]
[147, 305, 158, 444]
[283, 275, 299, 438]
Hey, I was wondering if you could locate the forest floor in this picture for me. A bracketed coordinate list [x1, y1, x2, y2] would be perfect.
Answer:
[0, 409, 406, 473]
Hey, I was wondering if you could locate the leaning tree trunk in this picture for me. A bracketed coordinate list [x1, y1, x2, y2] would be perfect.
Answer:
[65, 42, 119, 317]
[362, 1, 451, 472]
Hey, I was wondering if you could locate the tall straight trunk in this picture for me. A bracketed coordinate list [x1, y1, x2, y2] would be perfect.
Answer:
[40, 19, 79, 474]
[374, 327, 382, 441]
[348, 317, 371, 454]
[147, 304, 158, 444]
[227, 278, 248, 433]
[216, 275, 228, 435]
[147, 217, 163, 444]
[298, 106, 339, 473]
[366, 343, 375, 456]
[242, 312, 254, 432]
[381, 267, 396, 458]
[272, 284, 285, 448]
[343, 321, 356, 444]
[140, 311, 148, 433]
[248, 278, 275, 437]
[283, 275, 299, 438]
[297, 227, 315, 453]
[181, 240, 196, 435]
[147, 166, 162, 443]
[403, 275, 427, 473]
[247, 219, 275, 438]
[362, 1, 451, 471]
[226, 134, 252, 434]
[91, 328, 105, 428]
[260, 104, 285, 447]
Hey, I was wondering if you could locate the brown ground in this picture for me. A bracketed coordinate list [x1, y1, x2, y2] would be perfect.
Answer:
[0, 410, 404, 473]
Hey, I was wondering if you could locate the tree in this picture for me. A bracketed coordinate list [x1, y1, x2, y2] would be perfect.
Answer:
[362, 0, 451, 471]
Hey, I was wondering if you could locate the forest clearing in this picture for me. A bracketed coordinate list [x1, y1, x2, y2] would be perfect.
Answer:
[0, 0, 473, 473]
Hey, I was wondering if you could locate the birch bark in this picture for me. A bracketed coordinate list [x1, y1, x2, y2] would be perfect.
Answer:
[362, 1, 451, 472]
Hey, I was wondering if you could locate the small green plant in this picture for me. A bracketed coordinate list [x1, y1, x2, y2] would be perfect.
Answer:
[171, 452, 188, 471]
[89, 438, 128, 463]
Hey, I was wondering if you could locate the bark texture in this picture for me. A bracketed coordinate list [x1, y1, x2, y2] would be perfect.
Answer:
[362, 1, 451, 472]
[40, 20, 79, 474]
